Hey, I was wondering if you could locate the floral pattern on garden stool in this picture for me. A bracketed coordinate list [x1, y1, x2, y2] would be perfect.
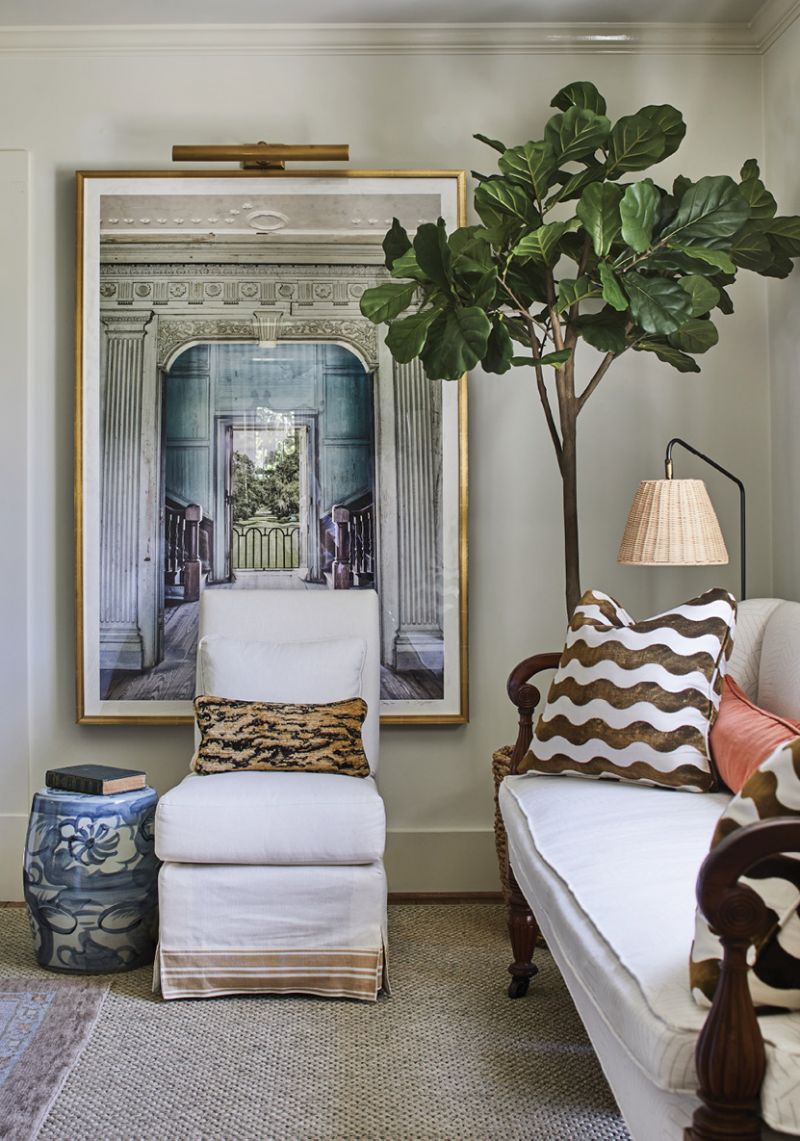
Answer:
[23, 785, 159, 973]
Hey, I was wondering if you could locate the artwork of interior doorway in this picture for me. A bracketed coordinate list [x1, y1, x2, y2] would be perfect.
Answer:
[75, 170, 467, 724]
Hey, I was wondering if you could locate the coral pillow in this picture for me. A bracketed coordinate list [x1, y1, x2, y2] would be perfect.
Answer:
[710, 675, 800, 793]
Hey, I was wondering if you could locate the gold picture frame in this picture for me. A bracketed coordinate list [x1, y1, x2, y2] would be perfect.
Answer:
[75, 169, 468, 725]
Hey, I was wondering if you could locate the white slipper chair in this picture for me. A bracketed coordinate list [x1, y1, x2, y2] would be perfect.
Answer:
[154, 589, 387, 1001]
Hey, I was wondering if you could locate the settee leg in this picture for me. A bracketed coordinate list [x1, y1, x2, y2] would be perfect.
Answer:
[684, 1099, 762, 1140]
[506, 867, 539, 999]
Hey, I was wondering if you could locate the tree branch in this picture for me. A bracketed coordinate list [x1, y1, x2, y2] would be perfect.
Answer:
[576, 351, 616, 413]
[524, 312, 564, 469]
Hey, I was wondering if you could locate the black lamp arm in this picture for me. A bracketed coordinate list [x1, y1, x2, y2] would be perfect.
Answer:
[664, 437, 746, 600]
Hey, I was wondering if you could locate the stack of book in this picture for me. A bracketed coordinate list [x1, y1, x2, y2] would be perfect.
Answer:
[45, 765, 147, 795]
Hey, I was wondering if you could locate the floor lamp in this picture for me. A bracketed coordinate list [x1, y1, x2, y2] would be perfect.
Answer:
[618, 437, 746, 600]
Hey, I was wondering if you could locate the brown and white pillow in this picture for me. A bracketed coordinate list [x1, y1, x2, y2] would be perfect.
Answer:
[521, 587, 737, 792]
[691, 735, 800, 1010]
[192, 695, 370, 777]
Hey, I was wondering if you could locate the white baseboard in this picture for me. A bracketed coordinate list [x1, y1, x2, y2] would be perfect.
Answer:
[0, 815, 28, 902]
[385, 828, 498, 894]
[0, 821, 499, 901]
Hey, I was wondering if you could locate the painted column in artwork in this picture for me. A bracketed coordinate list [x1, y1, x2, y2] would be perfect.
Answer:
[393, 359, 444, 672]
[99, 311, 154, 670]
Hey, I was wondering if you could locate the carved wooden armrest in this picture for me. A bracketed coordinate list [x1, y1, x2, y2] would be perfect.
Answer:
[688, 816, 800, 1141]
[506, 652, 561, 772]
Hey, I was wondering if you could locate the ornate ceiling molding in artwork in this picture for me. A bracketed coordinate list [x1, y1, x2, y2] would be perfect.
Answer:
[0, 7, 798, 55]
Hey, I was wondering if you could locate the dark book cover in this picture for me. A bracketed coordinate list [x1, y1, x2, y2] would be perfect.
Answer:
[45, 765, 147, 795]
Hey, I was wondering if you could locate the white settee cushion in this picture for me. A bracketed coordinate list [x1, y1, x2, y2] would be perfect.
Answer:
[500, 773, 800, 1136]
[155, 770, 386, 865]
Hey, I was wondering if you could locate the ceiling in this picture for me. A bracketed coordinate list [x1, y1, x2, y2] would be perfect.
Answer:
[0, 0, 773, 24]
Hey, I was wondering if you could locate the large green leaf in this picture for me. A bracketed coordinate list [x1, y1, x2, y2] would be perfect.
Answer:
[729, 226, 773, 272]
[576, 182, 622, 256]
[678, 275, 720, 317]
[635, 339, 701, 373]
[599, 263, 628, 311]
[359, 281, 416, 324]
[499, 141, 557, 201]
[557, 275, 601, 312]
[551, 80, 607, 115]
[420, 306, 492, 379]
[504, 316, 533, 347]
[740, 174, 777, 220]
[474, 178, 541, 235]
[390, 248, 429, 282]
[511, 349, 572, 368]
[606, 113, 667, 176]
[766, 216, 800, 256]
[545, 160, 606, 207]
[544, 107, 611, 165]
[473, 133, 507, 154]
[383, 218, 411, 270]
[715, 285, 735, 315]
[673, 175, 693, 201]
[619, 179, 660, 252]
[668, 317, 719, 354]
[664, 175, 750, 243]
[513, 221, 569, 266]
[664, 243, 736, 275]
[637, 105, 686, 162]
[448, 226, 494, 279]
[413, 220, 452, 290]
[575, 309, 629, 354]
[760, 243, 794, 279]
[740, 158, 760, 181]
[385, 308, 439, 363]
[503, 261, 550, 306]
[624, 270, 692, 334]
[482, 318, 514, 373]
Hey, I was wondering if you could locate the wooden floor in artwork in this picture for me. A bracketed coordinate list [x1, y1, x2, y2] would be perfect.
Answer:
[100, 574, 444, 703]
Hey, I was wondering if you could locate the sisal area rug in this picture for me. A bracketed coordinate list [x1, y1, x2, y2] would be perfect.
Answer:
[0, 904, 630, 1140]
[0, 973, 109, 1141]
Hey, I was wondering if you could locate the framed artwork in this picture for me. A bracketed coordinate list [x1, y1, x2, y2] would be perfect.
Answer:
[75, 169, 468, 725]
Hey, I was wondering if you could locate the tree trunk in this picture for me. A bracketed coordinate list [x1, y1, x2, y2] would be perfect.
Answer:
[561, 407, 581, 618]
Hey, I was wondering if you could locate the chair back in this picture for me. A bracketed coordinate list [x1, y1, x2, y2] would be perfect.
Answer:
[197, 588, 381, 773]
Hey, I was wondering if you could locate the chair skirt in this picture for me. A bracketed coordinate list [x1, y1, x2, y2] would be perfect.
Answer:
[155, 860, 388, 1001]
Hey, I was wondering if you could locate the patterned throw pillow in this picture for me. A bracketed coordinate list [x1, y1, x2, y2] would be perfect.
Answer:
[691, 736, 800, 1010]
[522, 587, 737, 792]
[191, 695, 370, 777]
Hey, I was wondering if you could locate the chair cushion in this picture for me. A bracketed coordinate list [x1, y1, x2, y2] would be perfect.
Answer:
[500, 773, 800, 1135]
[191, 696, 370, 777]
[197, 634, 367, 705]
[155, 770, 385, 865]
[523, 586, 736, 792]
[691, 736, 800, 1011]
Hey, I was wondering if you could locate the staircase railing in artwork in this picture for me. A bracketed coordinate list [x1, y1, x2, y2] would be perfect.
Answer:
[323, 494, 375, 590]
[164, 498, 213, 603]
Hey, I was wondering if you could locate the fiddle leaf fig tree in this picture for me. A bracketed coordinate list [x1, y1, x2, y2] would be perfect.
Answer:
[359, 81, 800, 617]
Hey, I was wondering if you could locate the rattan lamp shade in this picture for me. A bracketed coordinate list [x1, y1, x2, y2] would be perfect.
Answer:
[618, 479, 729, 566]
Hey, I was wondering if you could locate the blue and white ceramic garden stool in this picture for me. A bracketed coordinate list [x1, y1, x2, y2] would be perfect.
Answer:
[22, 785, 160, 973]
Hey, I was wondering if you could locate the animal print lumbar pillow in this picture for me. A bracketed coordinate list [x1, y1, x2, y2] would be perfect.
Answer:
[691, 735, 800, 1010]
[192, 695, 370, 777]
[521, 587, 737, 792]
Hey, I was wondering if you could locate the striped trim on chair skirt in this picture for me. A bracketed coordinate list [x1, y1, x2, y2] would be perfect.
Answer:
[155, 861, 388, 1002]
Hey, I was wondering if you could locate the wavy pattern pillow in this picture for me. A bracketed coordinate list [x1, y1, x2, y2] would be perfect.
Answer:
[192, 695, 370, 777]
[691, 736, 800, 1010]
[522, 587, 737, 792]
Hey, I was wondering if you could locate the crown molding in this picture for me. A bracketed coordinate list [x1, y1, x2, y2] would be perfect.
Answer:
[750, 0, 800, 50]
[0, 21, 772, 56]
